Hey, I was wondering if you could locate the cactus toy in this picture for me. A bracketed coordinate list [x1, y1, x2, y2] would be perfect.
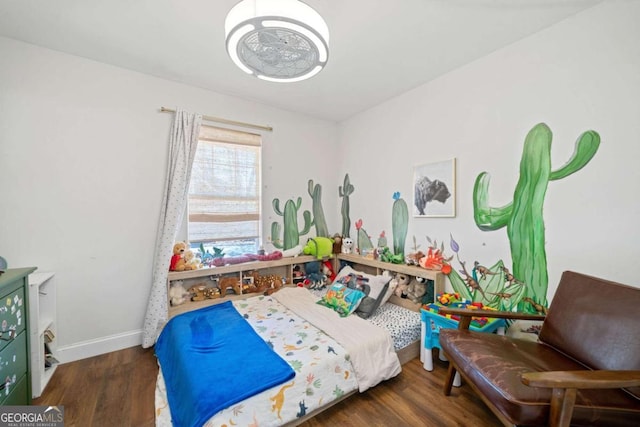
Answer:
[392, 192, 409, 257]
[339, 174, 354, 237]
[308, 179, 329, 237]
[271, 197, 312, 250]
[473, 123, 600, 311]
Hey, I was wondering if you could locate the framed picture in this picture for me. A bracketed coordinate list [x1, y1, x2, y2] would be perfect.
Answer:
[413, 158, 456, 217]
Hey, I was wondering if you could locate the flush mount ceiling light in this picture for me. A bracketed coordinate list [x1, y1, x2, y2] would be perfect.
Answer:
[225, 0, 329, 83]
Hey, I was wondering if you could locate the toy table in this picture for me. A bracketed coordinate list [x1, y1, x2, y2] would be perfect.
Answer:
[420, 305, 505, 386]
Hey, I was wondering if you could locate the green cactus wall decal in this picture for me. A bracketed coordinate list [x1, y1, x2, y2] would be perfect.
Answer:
[339, 174, 354, 237]
[308, 179, 329, 237]
[392, 192, 409, 257]
[473, 123, 600, 311]
[355, 219, 374, 254]
[271, 197, 312, 250]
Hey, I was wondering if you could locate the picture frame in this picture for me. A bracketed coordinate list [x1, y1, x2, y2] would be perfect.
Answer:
[413, 158, 456, 217]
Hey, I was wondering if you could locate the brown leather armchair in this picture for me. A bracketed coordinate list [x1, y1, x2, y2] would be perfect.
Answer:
[438, 271, 640, 427]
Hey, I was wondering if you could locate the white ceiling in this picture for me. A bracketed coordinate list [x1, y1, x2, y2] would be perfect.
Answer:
[0, 0, 601, 122]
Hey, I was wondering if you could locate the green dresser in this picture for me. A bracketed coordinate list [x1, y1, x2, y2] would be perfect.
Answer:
[0, 268, 35, 405]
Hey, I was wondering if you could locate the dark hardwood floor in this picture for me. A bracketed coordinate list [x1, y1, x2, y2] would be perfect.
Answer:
[34, 346, 501, 427]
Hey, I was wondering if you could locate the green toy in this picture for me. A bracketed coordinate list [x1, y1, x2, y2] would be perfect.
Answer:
[302, 237, 335, 259]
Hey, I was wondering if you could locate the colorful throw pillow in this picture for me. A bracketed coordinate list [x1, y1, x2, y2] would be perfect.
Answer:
[334, 265, 392, 303]
[317, 283, 366, 317]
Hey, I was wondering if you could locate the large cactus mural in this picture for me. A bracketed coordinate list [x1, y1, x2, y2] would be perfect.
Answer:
[308, 179, 329, 237]
[473, 123, 600, 311]
[392, 192, 409, 257]
[339, 174, 354, 237]
[271, 197, 312, 250]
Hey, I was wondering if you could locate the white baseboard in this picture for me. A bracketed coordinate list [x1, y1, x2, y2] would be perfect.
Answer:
[56, 329, 143, 364]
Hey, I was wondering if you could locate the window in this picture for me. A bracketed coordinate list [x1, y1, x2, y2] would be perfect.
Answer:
[188, 125, 261, 256]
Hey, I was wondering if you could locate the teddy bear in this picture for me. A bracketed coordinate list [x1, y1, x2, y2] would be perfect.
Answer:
[184, 249, 203, 270]
[392, 273, 411, 298]
[406, 276, 428, 304]
[169, 281, 190, 306]
[170, 242, 188, 271]
[341, 237, 354, 254]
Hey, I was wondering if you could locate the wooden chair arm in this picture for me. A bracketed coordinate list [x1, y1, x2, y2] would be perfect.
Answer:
[521, 370, 640, 389]
[437, 307, 545, 330]
[519, 370, 640, 427]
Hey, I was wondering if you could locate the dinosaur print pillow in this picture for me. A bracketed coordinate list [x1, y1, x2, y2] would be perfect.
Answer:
[317, 282, 366, 317]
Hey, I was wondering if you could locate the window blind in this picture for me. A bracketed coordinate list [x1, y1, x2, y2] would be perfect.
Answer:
[188, 125, 261, 246]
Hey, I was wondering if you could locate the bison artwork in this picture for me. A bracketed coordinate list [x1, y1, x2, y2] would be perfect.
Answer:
[414, 176, 451, 215]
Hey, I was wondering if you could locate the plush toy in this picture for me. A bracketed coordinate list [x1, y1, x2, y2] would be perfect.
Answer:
[170, 242, 188, 271]
[322, 260, 336, 283]
[303, 237, 334, 259]
[304, 261, 327, 289]
[405, 251, 425, 266]
[392, 273, 411, 298]
[184, 249, 203, 270]
[341, 237, 354, 254]
[188, 283, 221, 301]
[281, 244, 302, 258]
[218, 276, 241, 296]
[406, 276, 428, 304]
[332, 234, 343, 254]
[169, 281, 190, 306]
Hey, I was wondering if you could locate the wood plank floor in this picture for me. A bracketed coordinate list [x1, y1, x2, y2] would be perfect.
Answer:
[34, 346, 501, 427]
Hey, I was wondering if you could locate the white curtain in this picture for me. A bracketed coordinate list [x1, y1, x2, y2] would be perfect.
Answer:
[142, 109, 202, 348]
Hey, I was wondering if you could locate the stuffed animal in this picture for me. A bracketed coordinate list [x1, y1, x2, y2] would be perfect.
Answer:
[188, 283, 221, 301]
[405, 251, 425, 266]
[170, 242, 188, 271]
[332, 234, 343, 254]
[169, 281, 190, 306]
[304, 261, 327, 289]
[341, 237, 354, 254]
[219, 276, 241, 295]
[303, 237, 334, 259]
[406, 276, 428, 304]
[392, 273, 411, 298]
[184, 249, 203, 270]
[281, 244, 302, 258]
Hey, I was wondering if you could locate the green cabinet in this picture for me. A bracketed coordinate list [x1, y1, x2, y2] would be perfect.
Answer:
[0, 268, 34, 405]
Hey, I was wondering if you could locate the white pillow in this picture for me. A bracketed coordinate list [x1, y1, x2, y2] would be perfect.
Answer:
[334, 265, 392, 301]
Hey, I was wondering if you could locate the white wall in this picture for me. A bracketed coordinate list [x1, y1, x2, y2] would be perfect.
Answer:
[0, 36, 338, 361]
[338, 1, 640, 299]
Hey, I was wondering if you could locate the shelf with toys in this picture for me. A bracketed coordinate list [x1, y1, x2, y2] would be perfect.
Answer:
[167, 254, 318, 318]
[335, 253, 446, 312]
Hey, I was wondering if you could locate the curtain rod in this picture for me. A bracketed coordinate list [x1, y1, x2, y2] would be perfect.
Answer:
[160, 107, 273, 132]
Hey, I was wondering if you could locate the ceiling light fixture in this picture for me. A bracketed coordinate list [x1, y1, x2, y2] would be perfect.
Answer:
[224, 0, 329, 83]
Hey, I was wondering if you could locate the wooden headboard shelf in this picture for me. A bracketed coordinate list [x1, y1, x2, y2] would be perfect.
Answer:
[335, 253, 446, 313]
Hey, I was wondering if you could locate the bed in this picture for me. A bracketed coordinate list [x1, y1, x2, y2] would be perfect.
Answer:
[155, 266, 423, 427]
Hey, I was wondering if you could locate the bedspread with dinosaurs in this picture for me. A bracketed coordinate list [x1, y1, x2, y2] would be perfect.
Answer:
[155, 294, 358, 427]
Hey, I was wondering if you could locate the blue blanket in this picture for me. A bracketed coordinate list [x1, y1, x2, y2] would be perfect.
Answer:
[155, 301, 295, 427]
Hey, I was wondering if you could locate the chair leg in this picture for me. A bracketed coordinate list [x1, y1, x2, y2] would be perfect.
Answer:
[444, 363, 457, 395]
[549, 388, 576, 427]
